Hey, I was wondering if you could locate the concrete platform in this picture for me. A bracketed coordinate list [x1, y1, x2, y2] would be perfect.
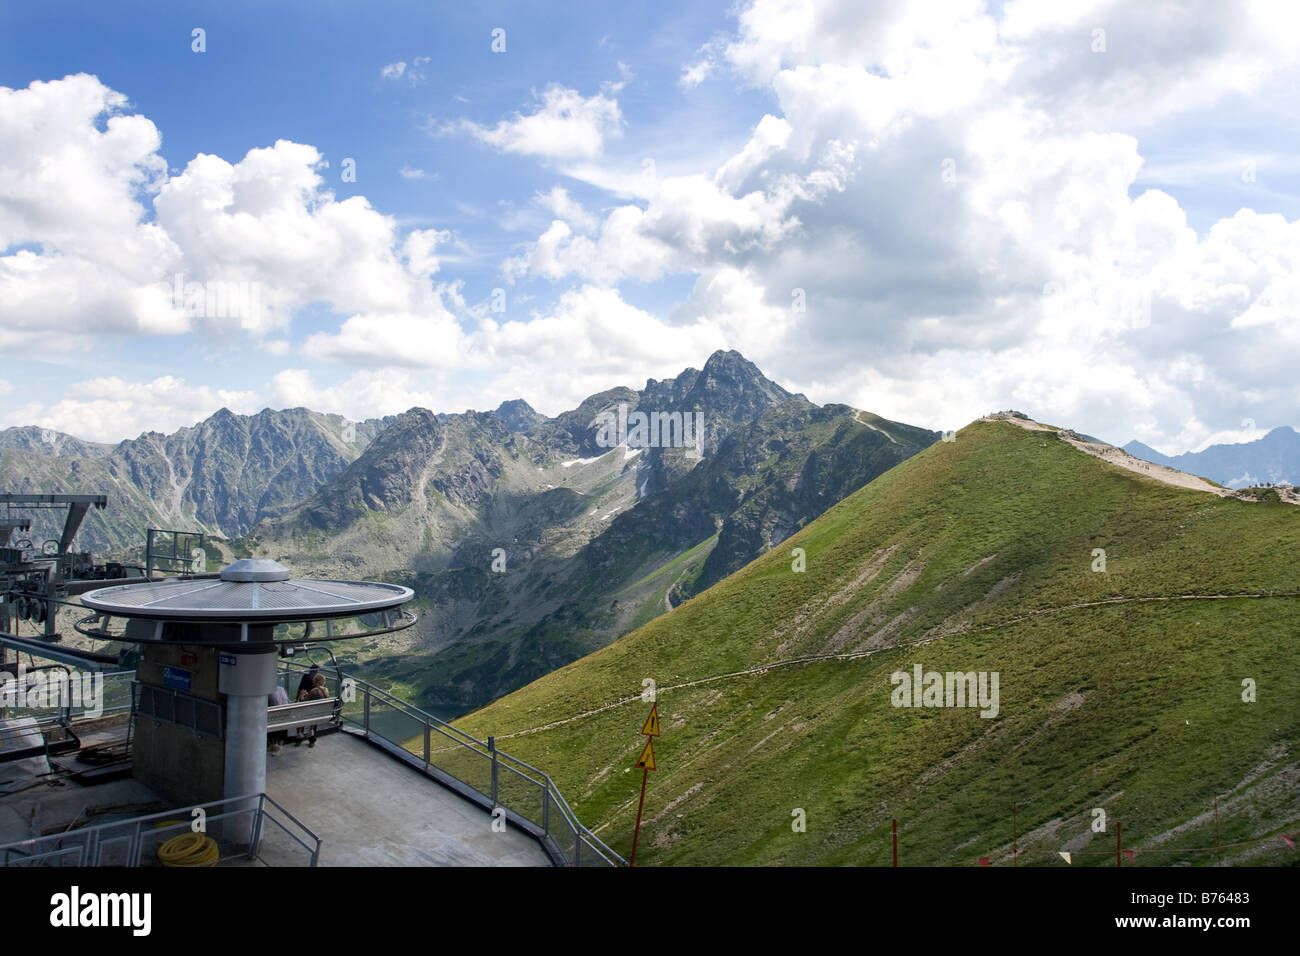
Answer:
[264, 732, 549, 866]
[2, 721, 551, 867]
[0, 715, 158, 847]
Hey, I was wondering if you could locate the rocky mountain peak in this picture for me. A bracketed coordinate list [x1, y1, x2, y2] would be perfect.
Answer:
[493, 399, 544, 433]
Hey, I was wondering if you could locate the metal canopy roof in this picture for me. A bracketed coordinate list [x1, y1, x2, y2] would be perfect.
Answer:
[79, 559, 414, 624]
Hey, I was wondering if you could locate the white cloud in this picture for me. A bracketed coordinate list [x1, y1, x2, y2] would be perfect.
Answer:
[504, 119, 853, 285]
[457, 84, 623, 160]
[1, 76, 461, 359]
[541, 0, 1300, 451]
[534, 186, 599, 233]
[302, 309, 467, 368]
[268, 368, 441, 420]
[0, 376, 259, 442]
[680, 60, 715, 89]
[151, 139, 456, 337]
[381, 61, 406, 80]
[0, 74, 185, 348]
[715, 114, 793, 192]
[469, 286, 726, 413]
[680, 36, 729, 90]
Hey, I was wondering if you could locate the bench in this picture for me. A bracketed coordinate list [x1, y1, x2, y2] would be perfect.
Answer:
[267, 698, 340, 735]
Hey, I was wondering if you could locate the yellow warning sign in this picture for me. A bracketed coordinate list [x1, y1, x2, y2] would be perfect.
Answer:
[641, 702, 660, 737]
[636, 738, 656, 771]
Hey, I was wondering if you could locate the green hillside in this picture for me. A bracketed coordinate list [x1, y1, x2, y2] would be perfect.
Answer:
[453, 418, 1300, 866]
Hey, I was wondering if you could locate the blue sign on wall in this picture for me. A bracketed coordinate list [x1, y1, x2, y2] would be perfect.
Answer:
[162, 666, 192, 692]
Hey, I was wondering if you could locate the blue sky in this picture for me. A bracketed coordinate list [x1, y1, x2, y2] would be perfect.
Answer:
[2, 1, 1299, 455]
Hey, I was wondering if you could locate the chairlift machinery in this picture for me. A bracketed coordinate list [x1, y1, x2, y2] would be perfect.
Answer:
[1, 494, 114, 641]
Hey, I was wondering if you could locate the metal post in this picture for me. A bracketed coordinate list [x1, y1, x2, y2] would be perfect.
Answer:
[423, 721, 430, 768]
[248, 796, 265, 860]
[43, 563, 56, 638]
[1116, 821, 1122, 867]
[488, 736, 498, 805]
[363, 687, 371, 737]
[542, 786, 550, 837]
[629, 767, 649, 866]
[892, 818, 898, 867]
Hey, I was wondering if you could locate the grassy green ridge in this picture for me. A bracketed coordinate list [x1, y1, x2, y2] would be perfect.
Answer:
[450, 419, 1300, 865]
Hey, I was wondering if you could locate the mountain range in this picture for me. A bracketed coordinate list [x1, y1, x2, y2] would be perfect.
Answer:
[228, 351, 938, 712]
[0, 409, 386, 553]
[0, 351, 938, 715]
[1124, 427, 1300, 488]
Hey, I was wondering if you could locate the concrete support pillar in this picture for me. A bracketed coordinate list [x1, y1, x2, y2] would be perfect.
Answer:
[218, 641, 277, 847]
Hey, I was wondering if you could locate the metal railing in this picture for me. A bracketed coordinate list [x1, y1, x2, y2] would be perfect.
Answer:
[132, 682, 223, 739]
[0, 668, 134, 723]
[1, 669, 136, 760]
[83, 669, 136, 719]
[0, 714, 77, 760]
[0, 792, 320, 867]
[277, 661, 625, 867]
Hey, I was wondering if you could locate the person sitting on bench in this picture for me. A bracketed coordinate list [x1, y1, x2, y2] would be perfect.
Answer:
[296, 664, 320, 701]
[295, 673, 330, 748]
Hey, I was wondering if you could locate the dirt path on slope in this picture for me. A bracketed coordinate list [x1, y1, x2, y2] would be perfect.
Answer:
[853, 410, 899, 443]
[988, 416, 1300, 505]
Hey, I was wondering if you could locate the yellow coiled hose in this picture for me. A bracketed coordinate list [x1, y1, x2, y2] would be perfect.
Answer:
[157, 831, 219, 867]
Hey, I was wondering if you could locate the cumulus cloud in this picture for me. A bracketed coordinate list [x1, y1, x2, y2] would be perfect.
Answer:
[152, 140, 455, 333]
[469, 285, 727, 412]
[0, 74, 462, 366]
[457, 83, 623, 160]
[504, 121, 854, 286]
[0, 74, 185, 348]
[302, 310, 467, 368]
[268, 368, 442, 420]
[609, 0, 1300, 450]
[0, 376, 259, 442]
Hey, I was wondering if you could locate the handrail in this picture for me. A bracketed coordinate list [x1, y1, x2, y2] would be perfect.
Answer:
[277, 660, 625, 867]
[0, 791, 321, 867]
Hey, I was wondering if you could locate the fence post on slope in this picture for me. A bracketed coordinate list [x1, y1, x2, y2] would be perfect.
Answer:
[1116, 821, 1122, 867]
[892, 819, 898, 867]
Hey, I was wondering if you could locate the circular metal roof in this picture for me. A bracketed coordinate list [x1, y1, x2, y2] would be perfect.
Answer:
[80, 559, 414, 624]
[220, 558, 292, 582]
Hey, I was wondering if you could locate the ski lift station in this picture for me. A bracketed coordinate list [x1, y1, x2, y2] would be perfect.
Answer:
[0, 494, 622, 867]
